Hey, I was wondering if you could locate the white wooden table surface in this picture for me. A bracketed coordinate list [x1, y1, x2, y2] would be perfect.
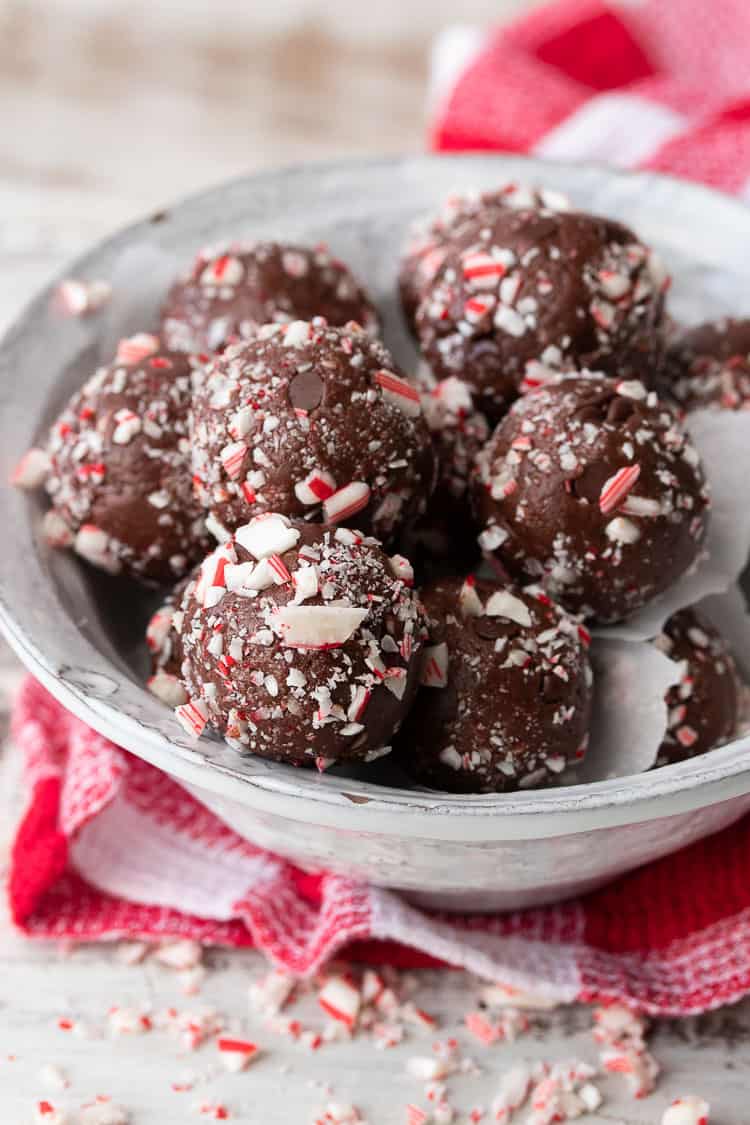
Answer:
[1, 4, 749, 1121]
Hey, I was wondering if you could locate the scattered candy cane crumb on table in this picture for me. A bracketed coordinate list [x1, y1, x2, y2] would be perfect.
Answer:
[592, 1003, 660, 1098]
[662, 1096, 710, 1125]
[33, 943, 718, 1124]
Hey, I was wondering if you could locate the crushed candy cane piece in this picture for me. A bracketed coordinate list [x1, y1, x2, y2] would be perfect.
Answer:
[249, 969, 296, 1016]
[270, 605, 369, 649]
[420, 643, 449, 688]
[217, 1036, 260, 1072]
[42, 510, 74, 548]
[323, 481, 371, 523]
[235, 513, 301, 559]
[74, 524, 121, 574]
[57, 278, 112, 316]
[116, 333, 159, 365]
[295, 469, 337, 505]
[79, 1100, 130, 1125]
[116, 941, 149, 966]
[34, 1102, 69, 1125]
[11, 447, 50, 489]
[175, 697, 210, 738]
[319, 975, 361, 1030]
[155, 939, 203, 971]
[375, 370, 422, 416]
[662, 1096, 710, 1125]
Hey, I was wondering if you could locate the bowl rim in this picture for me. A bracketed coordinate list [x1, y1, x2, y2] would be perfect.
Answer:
[3, 150, 750, 842]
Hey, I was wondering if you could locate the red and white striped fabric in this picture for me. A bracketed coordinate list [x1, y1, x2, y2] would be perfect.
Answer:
[11, 677, 750, 1016]
[431, 0, 750, 200]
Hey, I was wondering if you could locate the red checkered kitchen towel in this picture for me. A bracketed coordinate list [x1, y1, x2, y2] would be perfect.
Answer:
[11, 0, 750, 1016]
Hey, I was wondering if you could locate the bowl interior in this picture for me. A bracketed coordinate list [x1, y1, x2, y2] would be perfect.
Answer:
[3, 152, 750, 833]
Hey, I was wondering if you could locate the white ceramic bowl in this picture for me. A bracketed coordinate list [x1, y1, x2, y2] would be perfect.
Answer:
[3, 154, 750, 912]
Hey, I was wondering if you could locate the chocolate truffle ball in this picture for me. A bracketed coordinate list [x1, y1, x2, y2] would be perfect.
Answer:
[473, 374, 710, 623]
[653, 607, 739, 766]
[161, 241, 380, 353]
[663, 318, 750, 412]
[404, 376, 489, 573]
[174, 514, 427, 767]
[415, 205, 669, 422]
[190, 318, 436, 545]
[399, 577, 592, 793]
[43, 334, 208, 583]
[399, 183, 571, 330]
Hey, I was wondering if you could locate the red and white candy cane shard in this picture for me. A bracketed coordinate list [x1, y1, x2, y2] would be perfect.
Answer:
[116, 333, 160, 366]
[56, 278, 112, 317]
[462, 251, 508, 284]
[112, 409, 142, 445]
[11, 447, 51, 489]
[348, 684, 372, 724]
[200, 253, 244, 287]
[175, 697, 210, 739]
[318, 975, 361, 1029]
[463, 294, 496, 325]
[465, 1011, 501, 1045]
[662, 1096, 710, 1125]
[267, 554, 292, 585]
[42, 510, 74, 548]
[74, 524, 121, 574]
[388, 554, 415, 586]
[406, 1107, 430, 1125]
[217, 1037, 260, 1072]
[147, 671, 187, 708]
[220, 441, 247, 480]
[374, 370, 422, 417]
[323, 481, 371, 524]
[294, 468, 337, 506]
[146, 607, 173, 652]
[420, 642, 449, 688]
[235, 513, 301, 560]
[272, 605, 369, 649]
[241, 480, 257, 505]
[599, 464, 641, 515]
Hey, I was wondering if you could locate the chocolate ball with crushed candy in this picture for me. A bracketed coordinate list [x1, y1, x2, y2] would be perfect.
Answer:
[398, 577, 592, 793]
[174, 514, 428, 767]
[43, 333, 209, 584]
[399, 183, 572, 332]
[190, 318, 436, 545]
[414, 204, 668, 423]
[653, 607, 740, 766]
[403, 376, 489, 574]
[161, 241, 380, 353]
[473, 373, 710, 623]
[662, 317, 750, 412]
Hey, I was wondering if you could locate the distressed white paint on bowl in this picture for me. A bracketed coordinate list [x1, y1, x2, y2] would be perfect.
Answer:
[2, 154, 750, 911]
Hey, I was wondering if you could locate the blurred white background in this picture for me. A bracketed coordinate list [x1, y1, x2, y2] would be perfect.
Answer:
[3, 0, 532, 220]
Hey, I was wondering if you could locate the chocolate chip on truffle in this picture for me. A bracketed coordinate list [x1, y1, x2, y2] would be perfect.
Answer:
[399, 183, 572, 331]
[473, 373, 710, 623]
[174, 514, 428, 766]
[43, 334, 209, 583]
[653, 607, 740, 766]
[662, 317, 750, 412]
[415, 205, 669, 422]
[190, 318, 436, 545]
[399, 576, 592, 793]
[161, 241, 380, 353]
